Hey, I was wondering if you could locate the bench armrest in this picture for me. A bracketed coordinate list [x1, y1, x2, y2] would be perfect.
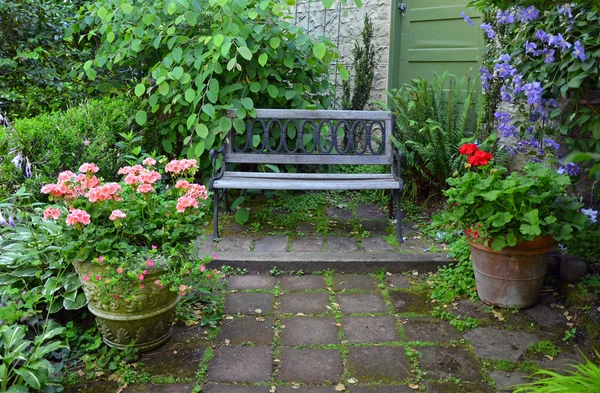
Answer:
[209, 146, 226, 190]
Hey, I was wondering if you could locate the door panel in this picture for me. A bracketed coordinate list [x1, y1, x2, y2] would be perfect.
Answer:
[388, 0, 483, 92]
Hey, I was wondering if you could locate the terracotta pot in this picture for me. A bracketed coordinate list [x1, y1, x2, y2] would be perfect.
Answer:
[75, 262, 178, 352]
[469, 236, 557, 309]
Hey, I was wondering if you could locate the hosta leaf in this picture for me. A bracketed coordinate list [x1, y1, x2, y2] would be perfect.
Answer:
[63, 292, 88, 310]
[235, 208, 250, 225]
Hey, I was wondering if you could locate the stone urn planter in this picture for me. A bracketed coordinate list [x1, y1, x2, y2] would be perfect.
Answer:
[75, 261, 178, 352]
[469, 236, 558, 309]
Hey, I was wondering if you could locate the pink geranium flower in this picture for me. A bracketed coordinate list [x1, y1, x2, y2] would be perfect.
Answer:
[143, 157, 156, 166]
[109, 210, 127, 221]
[43, 207, 61, 220]
[137, 183, 154, 193]
[176, 196, 198, 212]
[78, 163, 99, 174]
[66, 209, 91, 226]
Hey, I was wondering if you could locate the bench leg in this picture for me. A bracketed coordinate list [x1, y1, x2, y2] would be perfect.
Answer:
[213, 189, 221, 241]
[396, 190, 404, 243]
[388, 190, 394, 219]
[224, 189, 231, 213]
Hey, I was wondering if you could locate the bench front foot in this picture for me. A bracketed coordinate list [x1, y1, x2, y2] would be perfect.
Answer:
[213, 189, 222, 241]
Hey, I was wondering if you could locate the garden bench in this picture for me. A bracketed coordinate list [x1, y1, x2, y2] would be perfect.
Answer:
[209, 109, 404, 242]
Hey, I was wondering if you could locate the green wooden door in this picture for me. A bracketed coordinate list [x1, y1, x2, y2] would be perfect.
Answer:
[387, 0, 484, 92]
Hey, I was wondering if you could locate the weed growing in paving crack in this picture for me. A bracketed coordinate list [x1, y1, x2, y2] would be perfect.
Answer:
[192, 347, 214, 393]
[432, 306, 479, 332]
[526, 340, 561, 359]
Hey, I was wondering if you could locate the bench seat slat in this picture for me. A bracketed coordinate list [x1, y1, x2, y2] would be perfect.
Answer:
[225, 153, 391, 165]
[224, 172, 395, 180]
[212, 174, 401, 190]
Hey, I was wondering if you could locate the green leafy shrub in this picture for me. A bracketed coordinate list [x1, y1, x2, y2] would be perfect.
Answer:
[70, 0, 342, 169]
[387, 72, 482, 196]
[0, 97, 139, 198]
[563, 228, 600, 263]
[0, 0, 90, 118]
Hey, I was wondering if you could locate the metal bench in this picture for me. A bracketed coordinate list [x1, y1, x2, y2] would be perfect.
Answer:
[209, 109, 404, 241]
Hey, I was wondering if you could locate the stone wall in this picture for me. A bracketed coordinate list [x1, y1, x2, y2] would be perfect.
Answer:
[289, 0, 391, 108]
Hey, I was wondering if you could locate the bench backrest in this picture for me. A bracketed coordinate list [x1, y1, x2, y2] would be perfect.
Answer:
[224, 109, 394, 165]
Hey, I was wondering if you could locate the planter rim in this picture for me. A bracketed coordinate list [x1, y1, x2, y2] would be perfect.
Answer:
[87, 294, 179, 321]
[468, 235, 557, 256]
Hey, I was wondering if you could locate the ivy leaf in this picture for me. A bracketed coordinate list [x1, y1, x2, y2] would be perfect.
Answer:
[187, 113, 197, 130]
[322, 0, 334, 8]
[258, 53, 268, 67]
[158, 81, 170, 96]
[237, 46, 252, 60]
[195, 123, 209, 138]
[338, 66, 349, 81]
[249, 81, 261, 93]
[219, 116, 232, 132]
[135, 110, 147, 126]
[267, 85, 278, 98]
[121, 3, 134, 14]
[202, 103, 216, 118]
[214, 34, 224, 47]
[269, 37, 280, 49]
[134, 83, 145, 97]
[233, 118, 246, 134]
[240, 97, 254, 110]
[172, 66, 184, 80]
[313, 42, 326, 60]
[184, 88, 196, 103]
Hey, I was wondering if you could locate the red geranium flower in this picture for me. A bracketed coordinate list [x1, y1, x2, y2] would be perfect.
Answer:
[458, 143, 479, 155]
[467, 150, 493, 166]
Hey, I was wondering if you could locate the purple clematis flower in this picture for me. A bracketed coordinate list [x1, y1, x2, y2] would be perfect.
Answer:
[535, 30, 550, 43]
[557, 3, 574, 18]
[549, 34, 572, 51]
[525, 41, 538, 55]
[500, 86, 513, 102]
[496, 9, 515, 24]
[542, 48, 555, 63]
[543, 139, 560, 150]
[518, 6, 539, 22]
[523, 82, 543, 106]
[572, 41, 588, 61]
[461, 12, 474, 26]
[494, 111, 511, 123]
[480, 23, 495, 39]
[558, 162, 581, 176]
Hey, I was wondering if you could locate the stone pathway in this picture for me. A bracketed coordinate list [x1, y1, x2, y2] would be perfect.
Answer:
[66, 273, 590, 393]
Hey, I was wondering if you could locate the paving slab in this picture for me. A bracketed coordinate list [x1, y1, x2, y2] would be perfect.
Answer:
[291, 236, 324, 252]
[417, 346, 482, 382]
[326, 236, 359, 252]
[141, 347, 204, 379]
[359, 220, 390, 233]
[464, 327, 539, 362]
[491, 371, 529, 391]
[170, 323, 210, 344]
[386, 275, 411, 289]
[389, 290, 433, 314]
[277, 388, 338, 393]
[216, 236, 252, 252]
[524, 305, 565, 326]
[534, 352, 585, 374]
[337, 293, 388, 314]
[280, 292, 330, 314]
[124, 384, 194, 393]
[401, 317, 460, 342]
[426, 382, 496, 393]
[223, 293, 274, 315]
[451, 299, 491, 320]
[254, 236, 288, 252]
[327, 206, 354, 220]
[280, 276, 327, 291]
[347, 387, 414, 393]
[207, 346, 272, 382]
[333, 275, 379, 291]
[356, 204, 386, 220]
[342, 316, 400, 343]
[278, 348, 342, 383]
[216, 317, 274, 345]
[346, 347, 411, 382]
[297, 223, 318, 235]
[361, 236, 396, 252]
[228, 275, 277, 290]
[203, 385, 270, 393]
[282, 317, 339, 345]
